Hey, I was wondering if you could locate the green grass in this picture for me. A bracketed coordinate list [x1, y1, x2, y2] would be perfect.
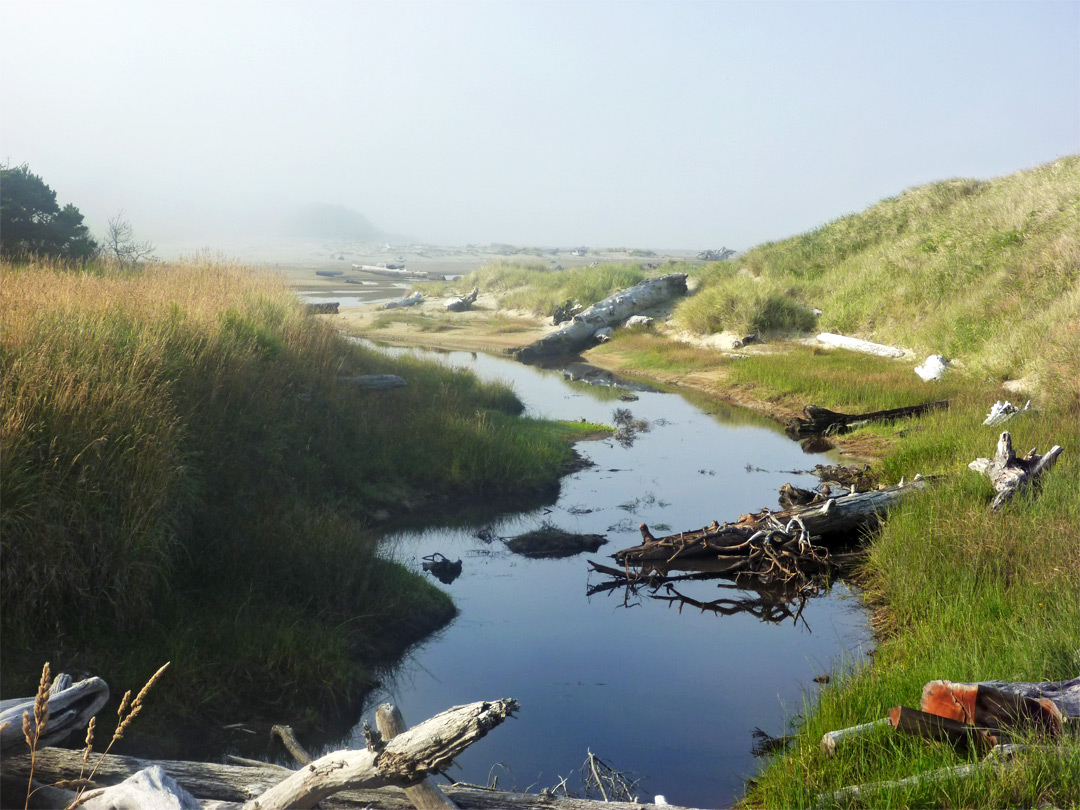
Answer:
[678, 155, 1080, 392]
[0, 257, 592, 741]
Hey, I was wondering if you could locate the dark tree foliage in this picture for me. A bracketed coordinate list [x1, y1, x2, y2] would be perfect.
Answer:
[1, 163, 98, 261]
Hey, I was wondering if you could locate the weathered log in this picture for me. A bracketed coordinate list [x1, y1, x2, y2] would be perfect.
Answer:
[816, 332, 905, 357]
[514, 274, 688, 362]
[888, 706, 997, 753]
[968, 431, 1063, 510]
[337, 374, 408, 391]
[445, 288, 479, 312]
[271, 724, 313, 765]
[982, 399, 1032, 426]
[79, 765, 202, 810]
[384, 291, 424, 310]
[375, 704, 458, 810]
[244, 699, 518, 810]
[785, 400, 949, 437]
[353, 265, 426, 280]
[614, 478, 928, 564]
[0, 674, 109, 752]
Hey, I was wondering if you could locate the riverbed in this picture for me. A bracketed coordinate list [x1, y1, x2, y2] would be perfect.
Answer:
[332, 344, 873, 809]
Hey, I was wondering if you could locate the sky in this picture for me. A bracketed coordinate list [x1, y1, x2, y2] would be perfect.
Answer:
[2, 0, 1078, 253]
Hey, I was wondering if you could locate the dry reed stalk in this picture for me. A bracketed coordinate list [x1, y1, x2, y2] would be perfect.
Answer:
[22, 662, 51, 810]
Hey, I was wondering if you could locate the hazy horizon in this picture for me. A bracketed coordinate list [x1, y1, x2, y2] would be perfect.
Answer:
[2, 1, 1077, 256]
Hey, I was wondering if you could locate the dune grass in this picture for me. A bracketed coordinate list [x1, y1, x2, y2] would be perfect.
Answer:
[0, 257, 594, 740]
[677, 154, 1080, 391]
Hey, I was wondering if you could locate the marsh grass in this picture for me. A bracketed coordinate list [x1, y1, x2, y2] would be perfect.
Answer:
[0, 257, 589, 734]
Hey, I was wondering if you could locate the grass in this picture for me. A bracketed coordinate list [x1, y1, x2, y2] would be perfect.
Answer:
[0, 257, 594, 746]
[677, 154, 1080, 391]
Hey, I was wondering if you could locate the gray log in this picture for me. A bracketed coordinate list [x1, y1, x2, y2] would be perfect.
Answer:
[968, 431, 1063, 510]
[515, 274, 688, 362]
[445, 288, 479, 312]
[243, 699, 518, 810]
[375, 704, 458, 809]
[0, 675, 109, 752]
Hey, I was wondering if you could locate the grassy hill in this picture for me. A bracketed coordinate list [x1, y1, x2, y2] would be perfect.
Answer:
[675, 154, 1079, 397]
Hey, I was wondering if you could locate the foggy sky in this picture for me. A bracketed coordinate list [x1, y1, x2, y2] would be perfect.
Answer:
[2, 0, 1078, 254]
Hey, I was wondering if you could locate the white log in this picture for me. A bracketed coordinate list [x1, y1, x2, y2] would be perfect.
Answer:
[819, 718, 889, 756]
[515, 274, 687, 361]
[78, 765, 202, 810]
[0, 675, 109, 751]
[375, 704, 458, 809]
[383, 291, 424, 310]
[243, 699, 517, 810]
[816, 332, 905, 358]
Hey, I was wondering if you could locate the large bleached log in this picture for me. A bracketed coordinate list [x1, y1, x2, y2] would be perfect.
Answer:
[968, 431, 1063, 510]
[816, 332, 905, 357]
[785, 400, 949, 437]
[0, 674, 109, 752]
[375, 704, 458, 809]
[515, 274, 688, 362]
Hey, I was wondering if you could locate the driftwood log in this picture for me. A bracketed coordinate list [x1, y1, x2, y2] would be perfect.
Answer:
[3, 749, 704, 810]
[816, 332, 905, 357]
[614, 478, 927, 566]
[514, 274, 687, 362]
[445, 288, 479, 312]
[785, 400, 948, 437]
[968, 430, 1063, 510]
[384, 291, 424, 310]
[0, 673, 109, 752]
[375, 704, 458, 809]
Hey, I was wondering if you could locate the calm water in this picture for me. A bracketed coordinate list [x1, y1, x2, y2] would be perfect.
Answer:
[335, 345, 872, 809]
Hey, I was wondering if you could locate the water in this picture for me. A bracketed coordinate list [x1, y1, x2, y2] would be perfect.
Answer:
[336, 345, 872, 809]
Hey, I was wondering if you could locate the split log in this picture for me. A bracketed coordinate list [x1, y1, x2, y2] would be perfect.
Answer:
[785, 400, 948, 437]
[514, 274, 688, 362]
[445, 288, 479, 312]
[375, 704, 458, 810]
[0, 674, 109, 752]
[968, 431, 1063, 510]
[614, 478, 928, 564]
[816, 332, 905, 357]
[244, 699, 518, 809]
[888, 706, 997, 753]
[337, 374, 408, 391]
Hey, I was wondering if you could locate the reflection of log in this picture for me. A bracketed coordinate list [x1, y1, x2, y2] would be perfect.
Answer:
[785, 400, 949, 437]
[514, 274, 688, 362]
[614, 479, 927, 565]
[968, 431, 1063, 510]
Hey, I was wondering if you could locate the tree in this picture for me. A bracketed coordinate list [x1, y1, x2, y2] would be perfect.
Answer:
[104, 210, 156, 265]
[0, 163, 98, 261]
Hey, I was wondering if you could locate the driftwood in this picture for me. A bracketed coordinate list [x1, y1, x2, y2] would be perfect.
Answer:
[819, 719, 890, 756]
[3, 749, 703, 810]
[514, 274, 688, 362]
[785, 400, 948, 437]
[306, 302, 340, 314]
[353, 264, 426, 280]
[271, 724, 313, 765]
[375, 704, 458, 810]
[816, 332, 905, 357]
[614, 478, 927, 566]
[445, 288, 479, 312]
[982, 399, 1032, 425]
[0, 673, 109, 752]
[384, 291, 424, 310]
[968, 430, 1063, 509]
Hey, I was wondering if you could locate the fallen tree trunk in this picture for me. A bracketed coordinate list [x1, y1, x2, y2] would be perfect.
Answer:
[785, 400, 949, 437]
[968, 430, 1063, 510]
[0, 673, 109, 752]
[514, 274, 687, 362]
[2, 752, 703, 810]
[614, 478, 927, 565]
[375, 704, 458, 810]
[816, 332, 905, 357]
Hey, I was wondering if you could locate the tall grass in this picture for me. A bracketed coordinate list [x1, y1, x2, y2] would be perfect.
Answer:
[675, 154, 1080, 393]
[0, 257, 591, 737]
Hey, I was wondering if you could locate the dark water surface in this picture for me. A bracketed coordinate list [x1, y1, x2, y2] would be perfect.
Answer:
[336, 345, 872, 809]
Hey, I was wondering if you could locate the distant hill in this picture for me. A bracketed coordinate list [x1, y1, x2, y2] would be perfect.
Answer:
[283, 203, 386, 242]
